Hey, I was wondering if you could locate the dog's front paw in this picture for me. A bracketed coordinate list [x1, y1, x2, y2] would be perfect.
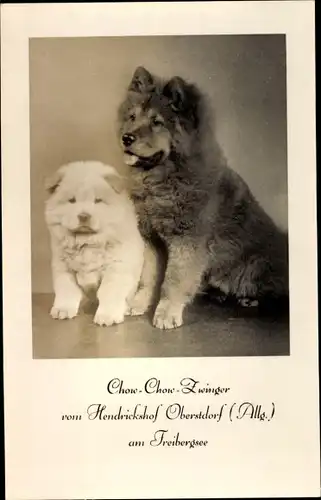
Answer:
[50, 305, 78, 320]
[153, 300, 184, 330]
[126, 288, 153, 317]
[94, 307, 125, 327]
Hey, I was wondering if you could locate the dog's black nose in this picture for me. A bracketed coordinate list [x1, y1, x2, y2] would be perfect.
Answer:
[78, 212, 90, 223]
[122, 133, 136, 147]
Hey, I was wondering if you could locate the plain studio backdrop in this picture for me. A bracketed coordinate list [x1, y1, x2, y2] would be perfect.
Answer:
[30, 35, 287, 294]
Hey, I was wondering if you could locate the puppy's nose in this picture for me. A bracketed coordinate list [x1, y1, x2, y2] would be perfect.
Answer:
[122, 133, 136, 147]
[78, 212, 91, 223]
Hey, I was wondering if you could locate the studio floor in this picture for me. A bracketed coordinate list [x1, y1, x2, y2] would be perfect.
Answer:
[32, 293, 290, 359]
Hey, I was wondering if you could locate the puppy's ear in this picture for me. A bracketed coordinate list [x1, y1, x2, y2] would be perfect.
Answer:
[163, 76, 187, 112]
[45, 170, 64, 194]
[129, 66, 154, 94]
[104, 169, 125, 194]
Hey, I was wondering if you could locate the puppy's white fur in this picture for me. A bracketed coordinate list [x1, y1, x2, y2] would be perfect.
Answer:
[45, 161, 156, 326]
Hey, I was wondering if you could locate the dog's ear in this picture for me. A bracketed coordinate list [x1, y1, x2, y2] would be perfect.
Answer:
[45, 170, 64, 195]
[164, 77, 201, 127]
[104, 168, 125, 194]
[129, 66, 154, 94]
[163, 76, 187, 112]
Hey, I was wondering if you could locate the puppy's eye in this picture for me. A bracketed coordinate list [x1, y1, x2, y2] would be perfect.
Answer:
[95, 198, 103, 204]
[129, 113, 136, 121]
[152, 117, 164, 127]
[68, 197, 76, 203]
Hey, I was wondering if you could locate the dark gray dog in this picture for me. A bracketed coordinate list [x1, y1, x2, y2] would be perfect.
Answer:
[118, 66, 288, 330]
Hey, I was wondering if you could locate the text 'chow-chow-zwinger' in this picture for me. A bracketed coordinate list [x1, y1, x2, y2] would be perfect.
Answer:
[118, 66, 288, 330]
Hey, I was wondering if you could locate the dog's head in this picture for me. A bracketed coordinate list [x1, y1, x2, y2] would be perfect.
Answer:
[118, 67, 202, 170]
[45, 161, 126, 237]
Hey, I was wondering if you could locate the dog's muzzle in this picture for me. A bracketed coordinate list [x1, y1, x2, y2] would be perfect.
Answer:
[124, 150, 164, 171]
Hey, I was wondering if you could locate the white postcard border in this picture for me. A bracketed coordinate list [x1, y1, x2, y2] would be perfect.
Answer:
[1, 2, 319, 499]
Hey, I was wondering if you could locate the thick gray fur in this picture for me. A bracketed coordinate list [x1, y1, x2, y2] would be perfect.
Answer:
[117, 66, 288, 329]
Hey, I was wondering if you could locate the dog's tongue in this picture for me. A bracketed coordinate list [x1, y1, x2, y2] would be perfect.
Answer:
[124, 153, 139, 166]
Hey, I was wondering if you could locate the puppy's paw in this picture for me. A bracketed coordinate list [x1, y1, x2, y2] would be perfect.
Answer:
[126, 306, 146, 317]
[93, 307, 125, 327]
[50, 305, 78, 320]
[153, 300, 184, 330]
[237, 298, 259, 308]
[126, 288, 153, 317]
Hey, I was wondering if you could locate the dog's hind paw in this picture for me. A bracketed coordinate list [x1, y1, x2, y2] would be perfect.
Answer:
[50, 305, 78, 320]
[126, 306, 147, 317]
[237, 298, 259, 308]
[126, 288, 153, 317]
[153, 300, 183, 330]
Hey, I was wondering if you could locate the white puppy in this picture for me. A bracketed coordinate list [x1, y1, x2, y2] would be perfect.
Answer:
[45, 161, 157, 326]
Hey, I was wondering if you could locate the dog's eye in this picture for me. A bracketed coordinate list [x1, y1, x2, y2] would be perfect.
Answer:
[129, 113, 136, 121]
[152, 117, 164, 127]
[68, 197, 76, 203]
[95, 198, 103, 204]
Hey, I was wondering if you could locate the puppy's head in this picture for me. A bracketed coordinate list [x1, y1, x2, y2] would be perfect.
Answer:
[45, 161, 126, 237]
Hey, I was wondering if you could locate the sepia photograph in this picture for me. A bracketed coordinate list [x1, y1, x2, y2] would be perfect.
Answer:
[3, 3, 318, 500]
[30, 35, 289, 359]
